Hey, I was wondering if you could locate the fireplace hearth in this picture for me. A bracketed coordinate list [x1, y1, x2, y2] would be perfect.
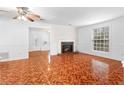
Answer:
[61, 42, 74, 53]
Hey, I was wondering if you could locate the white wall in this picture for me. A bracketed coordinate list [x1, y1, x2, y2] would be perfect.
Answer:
[77, 16, 124, 61]
[50, 25, 76, 55]
[1, 16, 123, 61]
[29, 27, 50, 52]
[0, 20, 50, 62]
[0, 17, 77, 61]
[0, 21, 28, 61]
[0, 19, 76, 61]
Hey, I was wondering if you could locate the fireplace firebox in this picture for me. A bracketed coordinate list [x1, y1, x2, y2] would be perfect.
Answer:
[61, 42, 74, 53]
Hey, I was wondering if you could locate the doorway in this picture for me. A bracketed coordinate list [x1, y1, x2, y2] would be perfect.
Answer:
[29, 27, 50, 58]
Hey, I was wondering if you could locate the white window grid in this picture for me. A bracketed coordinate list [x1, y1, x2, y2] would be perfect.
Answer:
[93, 26, 109, 52]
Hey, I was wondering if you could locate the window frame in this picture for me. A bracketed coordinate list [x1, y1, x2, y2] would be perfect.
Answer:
[92, 26, 110, 52]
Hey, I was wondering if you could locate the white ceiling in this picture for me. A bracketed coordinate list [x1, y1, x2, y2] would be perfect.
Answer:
[0, 7, 124, 27]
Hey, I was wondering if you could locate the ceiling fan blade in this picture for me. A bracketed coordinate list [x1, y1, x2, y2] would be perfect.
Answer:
[13, 16, 18, 19]
[0, 10, 8, 12]
[31, 14, 40, 18]
[26, 16, 34, 22]
[16, 7, 28, 10]
[28, 14, 41, 20]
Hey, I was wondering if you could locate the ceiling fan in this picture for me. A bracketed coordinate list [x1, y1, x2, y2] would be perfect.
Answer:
[13, 7, 42, 22]
[0, 10, 8, 12]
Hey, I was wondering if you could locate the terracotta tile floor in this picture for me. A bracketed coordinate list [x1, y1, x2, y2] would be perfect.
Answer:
[0, 51, 123, 85]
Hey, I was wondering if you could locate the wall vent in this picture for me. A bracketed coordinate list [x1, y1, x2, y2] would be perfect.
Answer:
[0, 52, 9, 60]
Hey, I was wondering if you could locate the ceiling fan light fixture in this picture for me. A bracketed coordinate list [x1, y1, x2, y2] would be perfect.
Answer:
[22, 16, 27, 21]
[17, 15, 27, 21]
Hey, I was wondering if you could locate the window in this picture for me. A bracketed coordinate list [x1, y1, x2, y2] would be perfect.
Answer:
[93, 26, 109, 52]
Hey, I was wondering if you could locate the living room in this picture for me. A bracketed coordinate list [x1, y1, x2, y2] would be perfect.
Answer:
[0, 7, 124, 85]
